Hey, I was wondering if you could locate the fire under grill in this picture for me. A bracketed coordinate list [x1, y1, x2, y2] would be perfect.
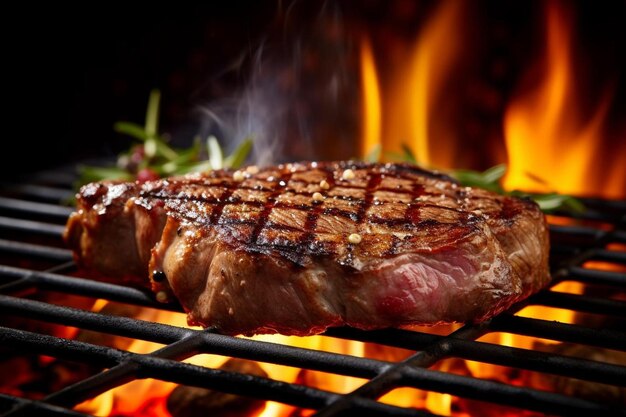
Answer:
[0, 165, 625, 417]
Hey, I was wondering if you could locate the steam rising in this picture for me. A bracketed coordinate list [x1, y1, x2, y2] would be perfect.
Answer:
[195, 2, 358, 167]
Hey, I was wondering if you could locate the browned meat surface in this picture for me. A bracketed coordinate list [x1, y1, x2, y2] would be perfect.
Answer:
[65, 161, 550, 336]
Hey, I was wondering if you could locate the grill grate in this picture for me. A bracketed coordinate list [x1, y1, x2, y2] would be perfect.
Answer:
[0, 166, 625, 417]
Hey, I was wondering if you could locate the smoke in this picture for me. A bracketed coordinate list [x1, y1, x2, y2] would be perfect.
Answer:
[194, 1, 358, 166]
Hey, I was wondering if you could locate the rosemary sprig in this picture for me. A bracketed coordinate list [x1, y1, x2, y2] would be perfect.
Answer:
[447, 164, 585, 214]
[375, 144, 585, 214]
[77, 89, 253, 186]
[509, 191, 586, 213]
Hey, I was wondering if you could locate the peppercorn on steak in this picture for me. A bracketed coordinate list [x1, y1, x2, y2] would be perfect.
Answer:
[64, 161, 550, 336]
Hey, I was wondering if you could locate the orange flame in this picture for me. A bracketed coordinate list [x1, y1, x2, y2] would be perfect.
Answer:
[499, 1, 626, 341]
[360, 0, 464, 168]
[360, 36, 381, 159]
[78, 301, 372, 417]
[75, 303, 189, 417]
[503, 2, 626, 198]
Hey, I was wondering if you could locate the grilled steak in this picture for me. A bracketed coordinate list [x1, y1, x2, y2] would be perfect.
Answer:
[64, 161, 550, 336]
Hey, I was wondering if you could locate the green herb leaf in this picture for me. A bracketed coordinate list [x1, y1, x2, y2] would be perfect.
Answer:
[531, 193, 569, 211]
[388, 142, 585, 214]
[181, 160, 213, 174]
[364, 144, 381, 163]
[401, 144, 417, 164]
[207, 136, 224, 170]
[383, 151, 409, 162]
[144, 137, 157, 159]
[173, 139, 202, 163]
[482, 164, 507, 184]
[77, 89, 255, 188]
[78, 166, 133, 183]
[114, 122, 149, 141]
[527, 193, 586, 213]
[561, 195, 586, 213]
[224, 137, 253, 169]
[145, 89, 161, 139]
[152, 137, 179, 162]
[450, 169, 503, 193]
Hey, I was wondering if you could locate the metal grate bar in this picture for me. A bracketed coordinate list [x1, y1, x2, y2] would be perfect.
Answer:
[0, 184, 75, 202]
[4, 323, 622, 417]
[0, 294, 412, 381]
[0, 265, 181, 311]
[42, 334, 206, 410]
[315, 311, 626, 417]
[490, 314, 626, 350]
[329, 314, 626, 354]
[529, 291, 626, 317]
[0, 394, 92, 417]
[612, 229, 626, 243]
[449, 341, 625, 385]
[397, 365, 624, 416]
[560, 266, 626, 286]
[0, 327, 437, 417]
[314, 334, 625, 417]
[21, 167, 78, 188]
[0, 239, 73, 261]
[0, 294, 190, 344]
[549, 224, 607, 240]
[590, 249, 626, 264]
[553, 200, 626, 222]
[550, 222, 625, 237]
[0, 216, 66, 236]
[0, 196, 74, 218]
[576, 198, 626, 210]
[4, 293, 622, 391]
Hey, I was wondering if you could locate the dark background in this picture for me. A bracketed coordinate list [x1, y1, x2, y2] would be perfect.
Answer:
[5, 3, 279, 176]
[5, 1, 625, 177]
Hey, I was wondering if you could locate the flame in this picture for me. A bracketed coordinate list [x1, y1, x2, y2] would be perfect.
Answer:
[360, 0, 464, 168]
[74, 392, 113, 416]
[79, 302, 372, 417]
[360, 1, 624, 198]
[503, 1, 626, 198]
[498, 1, 626, 350]
[73, 302, 188, 417]
[360, 36, 381, 159]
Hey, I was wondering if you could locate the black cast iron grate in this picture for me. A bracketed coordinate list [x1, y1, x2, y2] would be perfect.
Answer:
[0, 165, 625, 417]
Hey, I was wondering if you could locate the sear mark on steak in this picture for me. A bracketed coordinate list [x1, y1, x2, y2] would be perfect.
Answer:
[64, 161, 550, 336]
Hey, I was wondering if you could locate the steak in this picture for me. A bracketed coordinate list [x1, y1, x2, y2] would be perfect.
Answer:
[64, 161, 550, 336]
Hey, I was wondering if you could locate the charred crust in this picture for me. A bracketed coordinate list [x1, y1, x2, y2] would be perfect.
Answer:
[417, 218, 443, 228]
[500, 197, 529, 226]
[323, 207, 358, 221]
[384, 235, 401, 256]
[381, 162, 457, 183]
[99, 162, 537, 271]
